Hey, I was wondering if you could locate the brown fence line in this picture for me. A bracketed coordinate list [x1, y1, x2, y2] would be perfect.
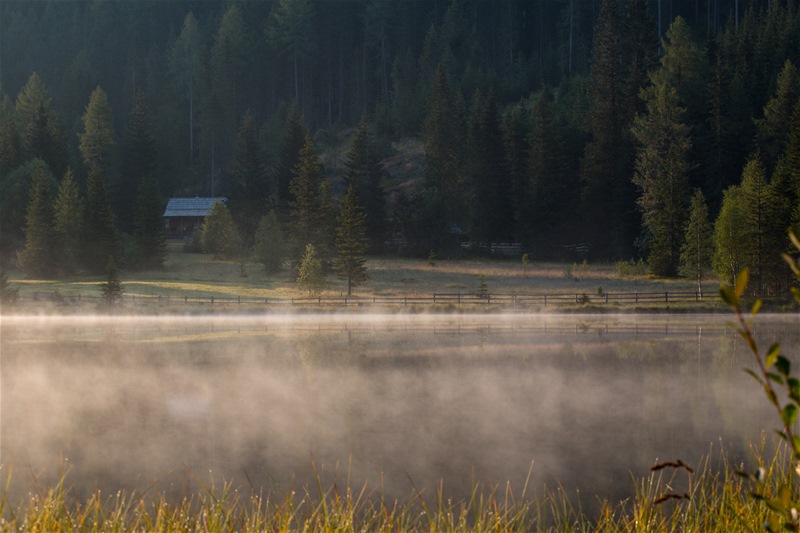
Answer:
[17, 290, 710, 307]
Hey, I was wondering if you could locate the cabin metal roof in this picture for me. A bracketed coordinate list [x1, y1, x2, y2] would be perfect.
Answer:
[163, 197, 227, 218]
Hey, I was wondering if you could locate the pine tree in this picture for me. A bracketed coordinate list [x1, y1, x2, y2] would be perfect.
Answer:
[527, 88, 570, 252]
[266, 0, 316, 106]
[631, 81, 692, 277]
[120, 89, 157, 234]
[53, 168, 85, 275]
[755, 60, 799, 174]
[713, 185, 747, 286]
[502, 103, 530, 245]
[167, 11, 202, 167]
[289, 132, 325, 262]
[739, 154, 781, 294]
[296, 243, 324, 296]
[132, 175, 166, 270]
[207, 3, 252, 173]
[0, 95, 22, 176]
[423, 65, 464, 250]
[201, 201, 241, 260]
[580, 0, 636, 258]
[99, 255, 124, 306]
[469, 92, 513, 246]
[253, 209, 286, 273]
[17, 163, 55, 278]
[344, 116, 386, 252]
[335, 185, 368, 296]
[274, 107, 307, 209]
[679, 189, 713, 296]
[79, 85, 116, 178]
[230, 110, 269, 246]
[83, 166, 120, 274]
[14, 73, 68, 177]
[652, 17, 707, 131]
[0, 159, 56, 265]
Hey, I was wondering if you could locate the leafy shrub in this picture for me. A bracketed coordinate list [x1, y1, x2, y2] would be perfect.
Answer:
[616, 258, 648, 277]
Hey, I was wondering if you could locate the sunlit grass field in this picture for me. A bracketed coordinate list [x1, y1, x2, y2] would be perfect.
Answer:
[4, 240, 716, 306]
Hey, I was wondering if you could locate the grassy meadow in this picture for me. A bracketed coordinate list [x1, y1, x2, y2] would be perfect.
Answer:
[0, 444, 789, 532]
[3, 240, 725, 311]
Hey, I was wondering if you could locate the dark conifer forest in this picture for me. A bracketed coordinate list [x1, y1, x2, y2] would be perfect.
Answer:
[2, 0, 799, 293]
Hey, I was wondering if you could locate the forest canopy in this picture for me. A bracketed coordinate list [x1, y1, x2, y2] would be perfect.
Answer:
[1, 0, 798, 293]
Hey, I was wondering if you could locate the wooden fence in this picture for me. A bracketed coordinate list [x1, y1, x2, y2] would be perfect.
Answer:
[16, 290, 712, 308]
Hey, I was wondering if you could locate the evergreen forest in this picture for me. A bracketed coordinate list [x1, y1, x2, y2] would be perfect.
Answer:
[2, 0, 800, 295]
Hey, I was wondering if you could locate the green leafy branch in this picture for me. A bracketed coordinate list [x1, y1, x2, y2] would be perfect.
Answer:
[723, 230, 800, 532]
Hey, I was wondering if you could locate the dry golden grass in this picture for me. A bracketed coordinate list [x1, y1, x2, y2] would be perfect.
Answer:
[5, 244, 718, 307]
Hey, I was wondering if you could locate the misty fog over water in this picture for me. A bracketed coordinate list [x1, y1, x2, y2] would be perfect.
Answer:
[2, 313, 798, 511]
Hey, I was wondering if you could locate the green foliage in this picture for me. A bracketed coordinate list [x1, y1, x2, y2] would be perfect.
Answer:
[14, 72, 68, 177]
[755, 60, 799, 173]
[273, 107, 307, 209]
[202, 201, 241, 260]
[253, 209, 286, 274]
[0, 270, 18, 305]
[0, 158, 56, 265]
[713, 185, 748, 285]
[296, 243, 324, 296]
[679, 189, 713, 294]
[468, 91, 513, 246]
[615, 258, 648, 278]
[17, 162, 56, 278]
[266, 0, 316, 105]
[120, 89, 157, 234]
[131, 175, 167, 270]
[289, 132, 328, 263]
[79, 85, 116, 178]
[82, 166, 120, 274]
[632, 80, 691, 277]
[230, 109, 270, 246]
[53, 168, 85, 275]
[476, 273, 488, 298]
[424, 66, 465, 251]
[525, 88, 571, 250]
[721, 232, 800, 532]
[334, 185, 368, 296]
[99, 255, 124, 306]
[344, 116, 387, 253]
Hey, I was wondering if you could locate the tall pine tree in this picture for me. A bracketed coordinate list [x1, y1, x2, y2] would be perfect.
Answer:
[53, 168, 84, 275]
[335, 185, 368, 296]
[132, 175, 166, 270]
[343, 116, 386, 253]
[289, 132, 326, 263]
[120, 89, 157, 234]
[230, 110, 269, 246]
[679, 189, 713, 296]
[580, 0, 636, 258]
[17, 163, 55, 278]
[631, 81, 692, 277]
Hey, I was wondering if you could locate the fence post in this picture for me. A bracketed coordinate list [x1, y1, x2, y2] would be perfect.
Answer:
[605, 292, 608, 304]
[238, 296, 241, 305]
[665, 291, 668, 303]
[544, 294, 547, 306]
[211, 296, 214, 305]
[635, 293, 638, 303]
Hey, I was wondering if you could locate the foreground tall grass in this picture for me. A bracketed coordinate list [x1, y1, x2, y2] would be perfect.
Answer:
[0, 448, 786, 532]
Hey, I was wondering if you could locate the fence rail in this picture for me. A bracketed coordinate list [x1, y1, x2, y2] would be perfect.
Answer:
[15, 290, 712, 308]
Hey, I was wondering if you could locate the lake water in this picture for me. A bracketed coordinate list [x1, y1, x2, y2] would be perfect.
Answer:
[1, 313, 798, 512]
